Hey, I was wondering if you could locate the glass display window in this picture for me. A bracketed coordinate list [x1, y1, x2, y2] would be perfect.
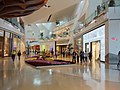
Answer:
[5, 32, 10, 38]
[0, 30, 4, 36]
[4, 38, 9, 56]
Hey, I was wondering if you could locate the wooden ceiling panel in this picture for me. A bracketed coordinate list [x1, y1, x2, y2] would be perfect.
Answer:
[0, 0, 48, 18]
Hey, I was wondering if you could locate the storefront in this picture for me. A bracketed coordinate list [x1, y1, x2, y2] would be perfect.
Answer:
[0, 30, 12, 57]
[83, 25, 105, 61]
[56, 45, 67, 54]
[91, 41, 101, 60]
[13, 35, 21, 51]
[4, 32, 10, 56]
[40, 41, 55, 52]
[56, 40, 69, 54]
[0, 30, 4, 57]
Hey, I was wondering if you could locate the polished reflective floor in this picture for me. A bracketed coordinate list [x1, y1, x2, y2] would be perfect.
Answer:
[0, 56, 120, 90]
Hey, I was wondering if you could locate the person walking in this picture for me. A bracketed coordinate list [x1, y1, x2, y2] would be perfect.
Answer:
[72, 50, 76, 63]
[76, 51, 80, 63]
[82, 51, 85, 63]
[42, 49, 46, 59]
[12, 50, 16, 63]
[80, 51, 83, 63]
[17, 50, 21, 61]
[117, 51, 120, 69]
[89, 51, 92, 61]
[51, 48, 54, 58]
[62, 50, 65, 58]
[55, 50, 58, 58]
[84, 51, 88, 62]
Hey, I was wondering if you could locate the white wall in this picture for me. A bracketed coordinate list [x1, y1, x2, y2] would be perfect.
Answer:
[107, 7, 120, 55]
[107, 7, 120, 19]
[107, 7, 120, 63]
[108, 19, 120, 62]
[109, 20, 120, 55]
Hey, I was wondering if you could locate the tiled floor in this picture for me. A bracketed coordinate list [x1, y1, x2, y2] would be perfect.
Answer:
[0, 56, 120, 90]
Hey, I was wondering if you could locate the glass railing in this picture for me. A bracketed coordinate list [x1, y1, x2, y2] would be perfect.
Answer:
[84, 11, 97, 27]
[2, 18, 25, 34]
[115, 0, 120, 6]
[69, 0, 120, 35]
[82, 0, 120, 28]
[67, 15, 76, 22]
[55, 15, 76, 27]
[4, 18, 19, 27]
[47, 0, 120, 40]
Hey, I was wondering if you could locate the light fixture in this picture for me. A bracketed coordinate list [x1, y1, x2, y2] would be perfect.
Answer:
[44, 4, 51, 8]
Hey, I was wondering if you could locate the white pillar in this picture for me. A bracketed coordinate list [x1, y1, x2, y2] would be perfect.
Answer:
[68, 0, 87, 48]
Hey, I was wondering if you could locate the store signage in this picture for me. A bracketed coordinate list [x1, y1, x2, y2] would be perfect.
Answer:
[111, 37, 117, 41]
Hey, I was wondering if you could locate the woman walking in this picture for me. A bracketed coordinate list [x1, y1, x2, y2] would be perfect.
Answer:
[17, 50, 21, 61]
[12, 50, 16, 63]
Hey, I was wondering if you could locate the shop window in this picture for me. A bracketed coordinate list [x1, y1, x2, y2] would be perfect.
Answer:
[4, 32, 10, 56]
[0, 30, 4, 36]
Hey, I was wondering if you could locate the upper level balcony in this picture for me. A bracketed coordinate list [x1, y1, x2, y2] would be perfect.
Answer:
[52, 0, 120, 40]
[0, 17, 25, 36]
[73, 0, 120, 37]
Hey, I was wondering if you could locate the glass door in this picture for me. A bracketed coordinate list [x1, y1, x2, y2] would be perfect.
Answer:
[92, 41, 100, 61]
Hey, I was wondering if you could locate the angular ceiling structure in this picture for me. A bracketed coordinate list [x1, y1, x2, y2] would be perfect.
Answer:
[22, 0, 80, 24]
[0, 0, 48, 18]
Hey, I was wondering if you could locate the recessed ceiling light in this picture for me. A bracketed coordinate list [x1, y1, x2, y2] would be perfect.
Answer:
[44, 4, 51, 8]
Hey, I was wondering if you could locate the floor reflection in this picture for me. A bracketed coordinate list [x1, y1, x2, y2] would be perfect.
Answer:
[0, 56, 120, 90]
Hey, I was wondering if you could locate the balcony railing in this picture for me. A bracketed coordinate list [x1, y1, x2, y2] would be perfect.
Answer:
[84, 0, 120, 27]
[53, 0, 120, 40]
[2, 18, 25, 34]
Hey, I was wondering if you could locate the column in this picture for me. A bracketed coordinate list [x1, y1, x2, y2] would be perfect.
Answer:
[2, 31, 5, 58]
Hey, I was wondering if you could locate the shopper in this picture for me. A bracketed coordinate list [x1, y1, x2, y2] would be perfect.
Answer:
[76, 51, 80, 63]
[42, 49, 46, 59]
[80, 51, 83, 63]
[55, 50, 58, 58]
[84, 51, 88, 62]
[72, 50, 76, 63]
[82, 51, 84, 63]
[89, 51, 92, 61]
[12, 50, 16, 63]
[117, 51, 120, 69]
[62, 50, 65, 58]
[17, 50, 21, 61]
[51, 48, 54, 58]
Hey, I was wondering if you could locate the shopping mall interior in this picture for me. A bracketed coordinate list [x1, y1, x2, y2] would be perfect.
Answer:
[0, 0, 120, 90]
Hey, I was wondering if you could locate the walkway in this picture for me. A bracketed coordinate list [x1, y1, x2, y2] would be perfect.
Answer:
[0, 56, 120, 90]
